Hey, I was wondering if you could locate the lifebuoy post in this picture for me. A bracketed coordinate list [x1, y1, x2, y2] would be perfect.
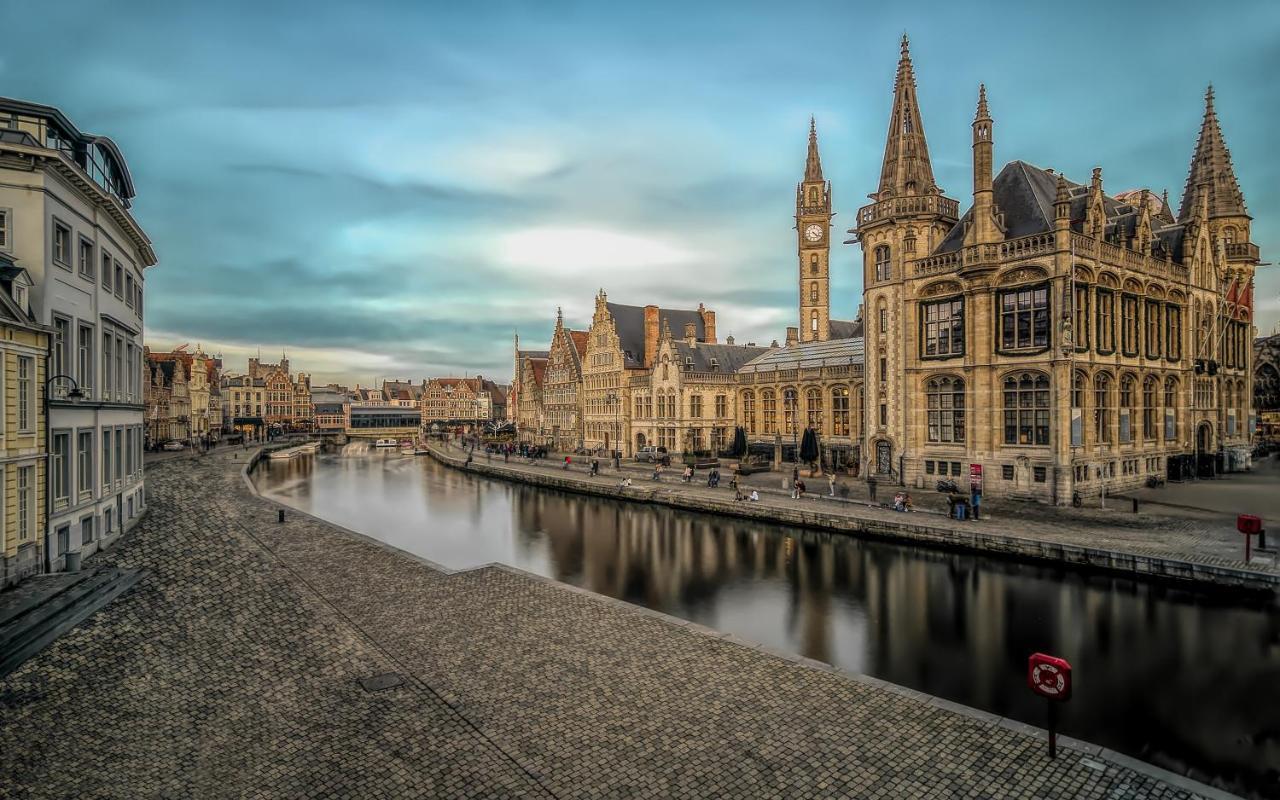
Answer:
[1027, 653, 1072, 758]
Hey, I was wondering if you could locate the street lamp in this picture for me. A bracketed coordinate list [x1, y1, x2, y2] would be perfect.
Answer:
[45, 374, 85, 401]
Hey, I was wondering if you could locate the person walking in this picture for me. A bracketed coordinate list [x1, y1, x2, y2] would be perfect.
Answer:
[653, 463, 662, 482]
[867, 475, 878, 502]
[827, 473, 836, 497]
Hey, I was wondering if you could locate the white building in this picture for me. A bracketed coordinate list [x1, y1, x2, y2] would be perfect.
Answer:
[0, 97, 157, 571]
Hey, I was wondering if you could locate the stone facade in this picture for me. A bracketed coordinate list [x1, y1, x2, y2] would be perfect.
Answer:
[850, 37, 1259, 502]
[422, 376, 505, 427]
[543, 309, 588, 450]
[1255, 333, 1280, 438]
[145, 348, 221, 447]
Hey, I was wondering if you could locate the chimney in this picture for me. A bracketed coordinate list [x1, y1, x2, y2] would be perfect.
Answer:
[770, 340, 780, 348]
[683, 322, 697, 345]
[785, 326, 799, 346]
[644, 305, 660, 368]
[726, 335, 735, 345]
[698, 303, 717, 343]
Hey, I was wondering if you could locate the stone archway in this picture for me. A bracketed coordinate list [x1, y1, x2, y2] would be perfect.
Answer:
[635, 432, 647, 451]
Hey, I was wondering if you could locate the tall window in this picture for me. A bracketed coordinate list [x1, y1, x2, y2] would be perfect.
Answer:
[1143, 376, 1158, 440]
[77, 431, 93, 495]
[805, 388, 822, 429]
[1120, 294, 1139, 355]
[782, 389, 798, 435]
[1119, 375, 1136, 443]
[17, 356, 33, 431]
[1073, 283, 1091, 349]
[1144, 300, 1162, 358]
[78, 238, 94, 277]
[927, 376, 966, 443]
[714, 395, 727, 418]
[809, 282, 818, 303]
[742, 391, 756, 433]
[102, 333, 114, 397]
[689, 394, 702, 419]
[878, 307, 888, 333]
[1003, 373, 1049, 445]
[809, 253, 818, 274]
[1072, 371, 1086, 408]
[53, 316, 70, 382]
[921, 298, 964, 357]
[0, 208, 9, 249]
[17, 465, 34, 540]
[1095, 373, 1113, 444]
[52, 432, 70, 504]
[78, 325, 94, 394]
[998, 285, 1049, 351]
[53, 221, 71, 265]
[874, 245, 891, 281]
[832, 387, 850, 436]
[1096, 288, 1115, 352]
[1165, 304, 1182, 360]
[102, 250, 113, 289]
[762, 390, 776, 433]
[810, 310, 818, 333]
[102, 429, 113, 489]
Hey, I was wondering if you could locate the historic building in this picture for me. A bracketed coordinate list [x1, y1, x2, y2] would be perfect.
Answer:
[1255, 333, 1280, 439]
[422, 376, 506, 427]
[630, 323, 765, 455]
[144, 347, 222, 447]
[292, 372, 312, 429]
[579, 291, 717, 456]
[0, 259, 49, 586]
[1, 96, 155, 571]
[849, 37, 1259, 501]
[796, 119, 860, 343]
[516, 356, 548, 442]
[223, 374, 266, 441]
[543, 308, 589, 449]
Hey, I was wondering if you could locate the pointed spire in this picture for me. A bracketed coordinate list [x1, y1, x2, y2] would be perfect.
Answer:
[975, 83, 989, 121]
[876, 33, 939, 199]
[1158, 188, 1175, 223]
[804, 115, 823, 181]
[1178, 84, 1247, 221]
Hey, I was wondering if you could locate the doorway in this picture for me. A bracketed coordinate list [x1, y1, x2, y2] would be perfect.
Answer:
[876, 440, 892, 475]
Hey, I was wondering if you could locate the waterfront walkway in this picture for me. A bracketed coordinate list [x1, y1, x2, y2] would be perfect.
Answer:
[0, 449, 1232, 798]
[446, 443, 1280, 588]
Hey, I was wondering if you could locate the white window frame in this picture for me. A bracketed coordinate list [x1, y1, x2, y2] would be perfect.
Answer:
[102, 428, 113, 490]
[0, 206, 11, 251]
[78, 236, 95, 278]
[77, 428, 94, 498]
[17, 355, 34, 432]
[52, 429, 71, 507]
[52, 218, 72, 267]
[17, 464, 35, 541]
[78, 323, 94, 397]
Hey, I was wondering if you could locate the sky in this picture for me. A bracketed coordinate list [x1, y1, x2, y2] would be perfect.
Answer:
[2, 0, 1278, 386]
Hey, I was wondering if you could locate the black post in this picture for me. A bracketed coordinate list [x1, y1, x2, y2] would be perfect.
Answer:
[1131, 497, 1139, 514]
[1047, 700, 1058, 759]
[277, 509, 285, 524]
[1260, 528, 1268, 551]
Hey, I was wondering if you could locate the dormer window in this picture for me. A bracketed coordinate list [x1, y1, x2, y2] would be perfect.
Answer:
[710, 358, 720, 370]
[14, 282, 28, 310]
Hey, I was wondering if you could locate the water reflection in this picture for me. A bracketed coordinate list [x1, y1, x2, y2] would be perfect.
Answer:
[256, 448, 1280, 797]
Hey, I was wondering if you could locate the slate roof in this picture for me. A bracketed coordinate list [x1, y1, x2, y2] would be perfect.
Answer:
[827, 319, 864, 340]
[670, 342, 769, 373]
[0, 259, 41, 328]
[737, 337, 865, 373]
[569, 330, 589, 359]
[935, 160, 1191, 262]
[607, 302, 705, 368]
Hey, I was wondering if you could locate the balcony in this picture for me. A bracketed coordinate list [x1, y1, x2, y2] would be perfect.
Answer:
[855, 195, 959, 228]
[1225, 242, 1260, 262]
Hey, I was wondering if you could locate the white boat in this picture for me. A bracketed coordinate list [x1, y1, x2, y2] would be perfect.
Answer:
[374, 438, 398, 448]
[400, 447, 415, 455]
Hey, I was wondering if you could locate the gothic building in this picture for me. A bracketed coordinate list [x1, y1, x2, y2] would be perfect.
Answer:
[851, 36, 1258, 501]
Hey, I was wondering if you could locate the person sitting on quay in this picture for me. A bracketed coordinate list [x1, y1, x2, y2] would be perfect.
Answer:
[618, 476, 633, 489]
[682, 465, 694, 483]
[795, 479, 806, 499]
[734, 485, 746, 501]
[652, 463, 663, 482]
[749, 489, 760, 502]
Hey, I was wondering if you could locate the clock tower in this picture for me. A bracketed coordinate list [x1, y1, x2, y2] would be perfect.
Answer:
[797, 117, 832, 343]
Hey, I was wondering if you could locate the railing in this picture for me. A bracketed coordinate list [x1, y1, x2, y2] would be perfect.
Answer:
[999, 233, 1056, 260]
[1225, 242, 1260, 261]
[857, 194, 959, 226]
[913, 251, 960, 275]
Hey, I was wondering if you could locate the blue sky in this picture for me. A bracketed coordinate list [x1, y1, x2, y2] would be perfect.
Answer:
[2, 0, 1277, 385]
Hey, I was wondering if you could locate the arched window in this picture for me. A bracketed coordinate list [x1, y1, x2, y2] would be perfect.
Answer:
[810, 310, 819, 332]
[1004, 373, 1050, 445]
[741, 391, 756, 433]
[809, 253, 818, 274]
[809, 187, 818, 205]
[832, 386, 850, 436]
[783, 388, 798, 435]
[1120, 374, 1136, 443]
[762, 390, 777, 433]
[809, 282, 819, 303]
[1143, 375, 1159, 439]
[805, 387, 822, 429]
[1095, 373, 1113, 444]
[874, 245, 891, 281]
[926, 376, 965, 443]
[1072, 370, 1087, 408]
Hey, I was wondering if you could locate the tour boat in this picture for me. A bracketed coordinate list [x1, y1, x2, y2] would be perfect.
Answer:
[375, 438, 398, 448]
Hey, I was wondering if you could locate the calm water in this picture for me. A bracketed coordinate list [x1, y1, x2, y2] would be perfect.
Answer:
[255, 446, 1280, 797]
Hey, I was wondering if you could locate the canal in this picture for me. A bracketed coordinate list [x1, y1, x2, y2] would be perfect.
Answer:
[254, 446, 1280, 797]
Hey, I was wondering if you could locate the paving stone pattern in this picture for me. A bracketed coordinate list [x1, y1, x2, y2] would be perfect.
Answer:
[0, 450, 1214, 798]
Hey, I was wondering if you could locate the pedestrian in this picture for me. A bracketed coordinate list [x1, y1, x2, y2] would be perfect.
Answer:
[683, 465, 693, 483]
[827, 473, 836, 497]
[653, 463, 662, 482]
[796, 479, 806, 499]
[792, 465, 799, 485]
[564, 455, 571, 470]
[867, 475, 878, 502]
[591, 459, 599, 476]
[749, 489, 760, 502]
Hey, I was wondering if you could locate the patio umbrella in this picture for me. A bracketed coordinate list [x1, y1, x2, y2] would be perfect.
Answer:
[799, 427, 820, 466]
[731, 426, 748, 458]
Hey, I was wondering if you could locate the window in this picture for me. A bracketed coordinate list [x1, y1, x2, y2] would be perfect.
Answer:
[125, 273, 135, 307]
[1073, 283, 1091, 349]
[714, 394, 727, 418]
[832, 387, 850, 436]
[18, 465, 34, 540]
[114, 261, 124, 299]
[78, 325, 94, 395]
[102, 429, 113, 489]
[1120, 375, 1136, 443]
[78, 237, 94, 277]
[1144, 300, 1162, 358]
[874, 245, 891, 281]
[1120, 294, 1139, 355]
[1095, 373, 1113, 444]
[102, 332, 114, 397]
[878, 402, 887, 427]
[810, 310, 818, 332]
[78, 430, 93, 496]
[17, 356, 33, 431]
[782, 389, 798, 434]
[1034, 466, 1047, 483]
[81, 516, 94, 546]
[921, 298, 964, 357]
[115, 426, 123, 482]
[102, 250, 113, 289]
[1143, 376, 1158, 440]
[809, 253, 818, 274]
[1096, 288, 1115, 352]
[1072, 370, 1085, 408]
[52, 431, 70, 504]
[1002, 464, 1014, 480]
[998, 285, 1049, 350]
[809, 282, 819, 303]
[1003, 373, 1050, 445]
[926, 376, 965, 443]
[690, 394, 702, 419]
[1165, 304, 1182, 360]
[742, 392, 756, 433]
[0, 207, 9, 249]
[53, 220, 72, 266]
[925, 460, 935, 474]
[762, 390, 776, 433]
[805, 388, 822, 429]
[879, 307, 888, 333]
[53, 316, 70, 385]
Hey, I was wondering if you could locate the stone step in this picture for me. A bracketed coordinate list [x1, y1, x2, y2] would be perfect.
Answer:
[0, 571, 96, 628]
[0, 567, 145, 680]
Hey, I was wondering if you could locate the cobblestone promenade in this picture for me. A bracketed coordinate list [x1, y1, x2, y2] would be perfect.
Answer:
[0, 450, 1227, 798]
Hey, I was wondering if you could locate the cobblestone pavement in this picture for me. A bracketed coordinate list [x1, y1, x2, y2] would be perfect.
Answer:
[460, 442, 1278, 576]
[0, 450, 1222, 798]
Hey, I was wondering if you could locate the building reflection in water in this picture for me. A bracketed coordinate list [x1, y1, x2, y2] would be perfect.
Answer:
[256, 450, 1279, 796]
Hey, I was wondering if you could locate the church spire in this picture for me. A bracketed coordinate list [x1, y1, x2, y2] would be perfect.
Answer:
[1177, 85, 1247, 222]
[876, 33, 939, 200]
[804, 115, 823, 182]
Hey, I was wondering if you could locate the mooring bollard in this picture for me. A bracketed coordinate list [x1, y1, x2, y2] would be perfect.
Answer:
[1132, 497, 1139, 514]
[278, 509, 285, 524]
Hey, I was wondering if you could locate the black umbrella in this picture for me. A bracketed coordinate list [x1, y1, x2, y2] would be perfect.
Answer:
[731, 426, 748, 458]
[799, 427, 820, 465]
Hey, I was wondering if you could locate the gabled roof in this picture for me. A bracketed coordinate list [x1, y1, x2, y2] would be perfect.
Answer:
[607, 302, 705, 368]
[827, 319, 864, 340]
[569, 330, 589, 359]
[0, 258, 41, 329]
[738, 337, 865, 373]
[670, 341, 769, 373]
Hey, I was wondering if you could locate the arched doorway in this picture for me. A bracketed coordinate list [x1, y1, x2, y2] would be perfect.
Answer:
[635, 432, 647, 451]
[875, 440, 892, 475]
[1196, 421, 1215, 478]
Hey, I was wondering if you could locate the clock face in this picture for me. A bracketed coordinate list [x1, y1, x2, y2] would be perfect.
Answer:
[804, 223, 823, 242]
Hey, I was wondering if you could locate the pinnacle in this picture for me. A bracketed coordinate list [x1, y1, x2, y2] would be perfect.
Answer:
[975, 84, 990, 120]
